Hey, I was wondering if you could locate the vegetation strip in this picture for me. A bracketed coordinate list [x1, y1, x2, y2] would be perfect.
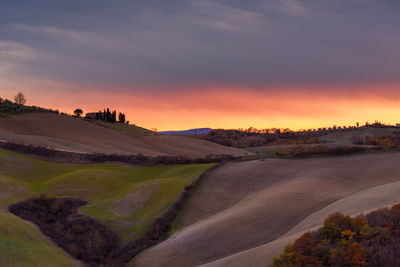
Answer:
[0, 97, 59, 116]
[1, 140, 389, 166]
[8, 162, 223, 266]
[274, 145, 371, 158]
[1, 141, 235, 165]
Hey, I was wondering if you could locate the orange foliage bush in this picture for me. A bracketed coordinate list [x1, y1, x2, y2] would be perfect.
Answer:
[364, 135, 400, 148]
[346, 242, 366, 267]
[271, 204, 400, 267]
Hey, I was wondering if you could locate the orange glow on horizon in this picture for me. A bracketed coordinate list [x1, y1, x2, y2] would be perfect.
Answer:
[2, 79, 400, 131]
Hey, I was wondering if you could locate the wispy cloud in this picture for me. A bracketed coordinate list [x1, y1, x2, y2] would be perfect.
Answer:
[0, 41, 36, 78]
[280, 0, 307, 16]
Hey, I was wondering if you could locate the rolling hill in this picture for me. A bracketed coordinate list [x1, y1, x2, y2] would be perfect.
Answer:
[0, 113, 247, 157]
[134, 152, 400, 266]
[0, 148, 214, 266]
[2, 112, 400, 266]
[243, 126, 399, 156]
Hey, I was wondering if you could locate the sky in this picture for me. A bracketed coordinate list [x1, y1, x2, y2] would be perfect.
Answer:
[1, 0, 400, 130]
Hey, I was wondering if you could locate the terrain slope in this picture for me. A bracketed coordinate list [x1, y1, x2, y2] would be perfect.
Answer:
[134, 152, 400, 267]
[0, 148, 213, 265]
[245, 126, 396, 155]
[0, 113, 247, 157]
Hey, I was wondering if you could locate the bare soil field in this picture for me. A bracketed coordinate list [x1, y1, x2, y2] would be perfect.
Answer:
[201, 181, 400, 267]
[0, 113, 247, 157]
[134, 152, 400, 267]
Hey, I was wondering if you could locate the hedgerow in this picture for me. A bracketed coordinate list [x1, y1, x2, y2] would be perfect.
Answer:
[275, 145, 368, 158]
[1, 141, 235, 165]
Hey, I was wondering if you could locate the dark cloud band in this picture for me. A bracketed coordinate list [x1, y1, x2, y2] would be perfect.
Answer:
[1, 0, 400, 91]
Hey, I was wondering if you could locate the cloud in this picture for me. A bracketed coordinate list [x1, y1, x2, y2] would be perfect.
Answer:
[1, 0, 400, 92]
[0, 41, 36, 79]
[280, 0, 307, 16]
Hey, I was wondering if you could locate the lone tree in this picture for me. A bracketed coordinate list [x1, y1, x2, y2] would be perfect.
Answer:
[14, 92, 27, 105]
[74, 108, 83, 117]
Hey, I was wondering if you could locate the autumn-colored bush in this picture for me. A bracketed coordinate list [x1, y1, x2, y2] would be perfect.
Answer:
[204, 129, 273, 147]
[271, 205, 400, 267]
[203, 129, 322, 148]
[364, 134, 400, 148]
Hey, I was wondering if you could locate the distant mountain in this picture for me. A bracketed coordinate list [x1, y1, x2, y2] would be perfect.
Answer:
[160, 128, 212, 135]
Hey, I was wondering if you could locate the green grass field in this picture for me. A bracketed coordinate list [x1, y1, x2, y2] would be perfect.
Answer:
[0, 148, 214, 266]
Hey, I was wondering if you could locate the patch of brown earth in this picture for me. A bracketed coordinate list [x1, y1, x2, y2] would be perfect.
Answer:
[113, 183, 160, 217]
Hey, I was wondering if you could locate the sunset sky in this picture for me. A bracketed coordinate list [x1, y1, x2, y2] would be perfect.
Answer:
[1, 0, 400, 130]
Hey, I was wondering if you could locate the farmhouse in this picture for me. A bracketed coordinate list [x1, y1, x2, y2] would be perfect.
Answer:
[85, 112, 97, 119]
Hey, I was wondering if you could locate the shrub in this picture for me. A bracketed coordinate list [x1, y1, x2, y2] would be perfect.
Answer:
[271, 204, 400, 267]
[203, 129, 322, 148]
[365, 135, 400, 148]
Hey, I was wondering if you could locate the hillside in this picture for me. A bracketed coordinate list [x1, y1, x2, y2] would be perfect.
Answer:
[134, 152, 400, 266]
[0, 113, 248, 157]
[0, 148, 214, 265]
[160, 128, 212, 135]
[244, 126, 399, 156]
[320, 126, 398, 145]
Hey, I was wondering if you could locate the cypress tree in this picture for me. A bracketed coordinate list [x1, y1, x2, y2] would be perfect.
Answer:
[112, 110, 116, 122]
[106, 108, 110, 122]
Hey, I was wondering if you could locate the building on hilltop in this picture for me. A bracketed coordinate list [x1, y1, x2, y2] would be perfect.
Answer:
[85, 112, 97, 120]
